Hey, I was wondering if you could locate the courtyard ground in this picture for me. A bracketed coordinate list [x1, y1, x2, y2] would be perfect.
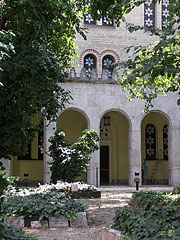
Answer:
[25, 186, 173, 240]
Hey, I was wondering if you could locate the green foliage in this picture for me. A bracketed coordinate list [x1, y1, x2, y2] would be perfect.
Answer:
[112, 191, 180, 239]
[0, 221, 37, 240]
[49, 129, 100, 183]
[0, 162, 18, 199]
[0, 0, 88, 158]
[1, 184, 86, 221]
[0, 30, 15, 69]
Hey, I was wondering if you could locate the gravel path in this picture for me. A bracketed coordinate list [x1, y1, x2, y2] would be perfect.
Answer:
[25, 192, 132, 240]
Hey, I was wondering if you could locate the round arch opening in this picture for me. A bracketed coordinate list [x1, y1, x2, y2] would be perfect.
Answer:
[141, 111, 169, 185]
[57, 109, 88, 182]
[100, 111, 129, 185]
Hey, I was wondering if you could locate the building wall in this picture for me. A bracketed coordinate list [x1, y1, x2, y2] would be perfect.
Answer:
[2, 2, 180, 187]
[44, 81, 179, 186]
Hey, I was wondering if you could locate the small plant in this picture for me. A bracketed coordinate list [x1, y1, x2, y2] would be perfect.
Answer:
[49, 129, 99, 183]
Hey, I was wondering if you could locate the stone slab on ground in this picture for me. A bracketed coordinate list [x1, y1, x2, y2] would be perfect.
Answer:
[70, 212, 88, 227]
[49, 216, 69, 228]
[31, 220, 48, 228]
[4, 216, 24, 228]
[102, 228, 129, 240]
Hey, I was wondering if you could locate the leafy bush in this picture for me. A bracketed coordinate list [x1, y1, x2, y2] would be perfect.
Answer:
[112, 192, 180, 240]
[0, 162, 18, 198]
[129, 191, 172, 210]
[1, 183, 87, 221]
[0, 221, 37, 240]
[49, 129, 99, 183]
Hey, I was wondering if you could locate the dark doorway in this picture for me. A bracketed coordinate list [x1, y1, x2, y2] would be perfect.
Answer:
[100, 146, 109, 184]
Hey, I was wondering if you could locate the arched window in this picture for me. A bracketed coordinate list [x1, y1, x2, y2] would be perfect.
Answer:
[163, 124, 168, 160]
[145, 124, 156, 160]
[144, 0, 155, 28]
[162, 0, 170, 29]
[84, 54, 96, 78]
[84, 0, 96, 25]
[102, 55, 114, 78]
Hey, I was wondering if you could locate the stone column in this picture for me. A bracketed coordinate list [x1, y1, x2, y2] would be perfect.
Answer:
[1, 158, 11, 176]
[43, 120, 56, 183]
[169, 123, 180, 186]
[129, 117, 142, 187]
[87, 118, 100, 187]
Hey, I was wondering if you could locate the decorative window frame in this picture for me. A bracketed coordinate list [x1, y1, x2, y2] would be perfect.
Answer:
[144, 0, 156, 28]
[84, 0, 96, 25]
[83, 53, 97, 78]
[145, 124, 156, 160]
[163, 124, 168, 160]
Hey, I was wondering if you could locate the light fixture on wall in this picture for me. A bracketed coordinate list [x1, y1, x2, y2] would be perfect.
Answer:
[104, 116, 110, 126]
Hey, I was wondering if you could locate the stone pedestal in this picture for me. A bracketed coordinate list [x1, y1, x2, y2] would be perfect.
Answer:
[49, 216, 69, 228]
[4, 216, 24, 228]
[70, 212, 88, 227]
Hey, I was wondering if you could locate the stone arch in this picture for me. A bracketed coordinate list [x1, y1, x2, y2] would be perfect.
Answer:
[80, 49, 100, 66]
[99, 108, 131, 185]
[141, 110, 171, 185]
[57, 107, 90, 143]
[100, 108, 132, 130]
[100, 50, 120, 64]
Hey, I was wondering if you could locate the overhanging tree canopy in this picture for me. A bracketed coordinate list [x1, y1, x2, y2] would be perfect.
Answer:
[0, 0, 87, 158]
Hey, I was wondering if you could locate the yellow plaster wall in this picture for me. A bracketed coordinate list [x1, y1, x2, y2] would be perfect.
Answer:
[57, 110, 88, 181]
[11, 114, 43, 182]
[141, 112, 169, 181]
[105, 112, 129, 182]
[57, 110, 87, 143]
[11, 157, 43, 181]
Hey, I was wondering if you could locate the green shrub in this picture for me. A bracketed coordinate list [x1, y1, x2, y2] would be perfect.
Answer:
[112, 192, 180, 240]
[49, 129, 99, 183]
[1, 184, 87, 221]
[130, 191, 172, 210]
[0, 162, 18, 198]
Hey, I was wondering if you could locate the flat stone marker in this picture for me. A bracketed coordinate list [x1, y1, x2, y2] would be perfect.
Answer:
[4, 216, 24, 228]
[31, 220, 48, 228]
[49, 216, 69, 228]
[70, 212, 88, 227]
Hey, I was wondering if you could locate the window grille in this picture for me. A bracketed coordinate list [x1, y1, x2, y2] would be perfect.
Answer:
[145, 124, 156, 160]
[102, 55, 114, 78]
[163, 124, 168, 160]
[144, 0, 155, 28]
[84, 0, 96, 25]
[162, 0, 170, 29]
[84, 54, 96, 78]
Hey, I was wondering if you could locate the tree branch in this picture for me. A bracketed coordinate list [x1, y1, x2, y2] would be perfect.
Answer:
[0, 6, 20, 30]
